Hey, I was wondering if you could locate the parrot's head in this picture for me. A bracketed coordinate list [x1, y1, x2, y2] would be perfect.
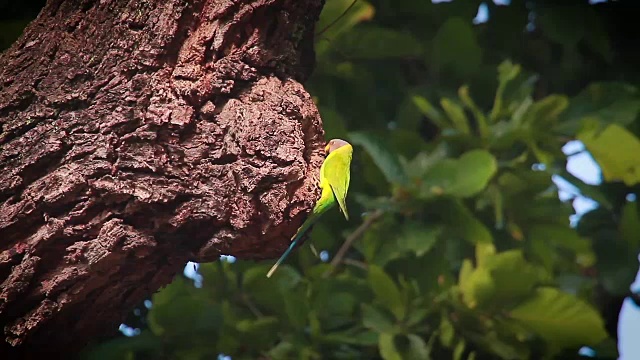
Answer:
[325, 139, 350, 154]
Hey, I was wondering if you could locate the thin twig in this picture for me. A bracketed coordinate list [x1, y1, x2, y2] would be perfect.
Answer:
[323, 209, 384, 277]
[343, 258, 368, 270]
[241, 293, 263, 318]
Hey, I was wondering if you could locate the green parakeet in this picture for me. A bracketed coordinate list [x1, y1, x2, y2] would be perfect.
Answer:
[266, 139, 353, 278]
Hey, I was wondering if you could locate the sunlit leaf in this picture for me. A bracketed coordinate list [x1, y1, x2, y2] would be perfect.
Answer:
[578, 124, 640, 185]
[509, 287, 608, 354]
[422, 150, 498, 198]
[379, 333, 402, 360]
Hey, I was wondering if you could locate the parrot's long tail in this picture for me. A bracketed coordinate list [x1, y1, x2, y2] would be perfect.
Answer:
[266, 237, 299, 278]
[266, 214, 320, 278]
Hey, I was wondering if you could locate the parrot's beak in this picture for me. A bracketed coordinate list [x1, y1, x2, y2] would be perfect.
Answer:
[324, 143, 331, 154]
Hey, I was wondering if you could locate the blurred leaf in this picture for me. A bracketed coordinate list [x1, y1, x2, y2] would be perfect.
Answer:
[522, 94, 569, 128]
[333, 26, 424, 59]
[397, 222, 443, 257]
[528, 224, 590, 254]
[403, 144, 449, 180]
[362, 304, 396, 333]
[459, 85, 488, 138]
[458, 266, 494, 309]
[538, 5, 585, 47]
[422, 150, 498, 198]
[453, 340, 465, 360]
[412, 95, 450, 129]
[316, 0, 375, 43]
[283, 287, 309, 330]
[147, 277, 222, 337]
[379, 333, 402, 360]
[460, 250, 540, 309]
[431, 17, 482, 78]
[475, 242, 496, 267]
[509, 287, 608, 353]
[578, 124, 640, 185]
[620, 200, 640, 250]
[350, 131, 409, 185]
[267, 341, 295, 359]
[439, 315, 455, 347]
[319, 106, 349, 139]
[557, 170, 612, 210]
[406, 334, 431, 360]
[557, 82, 640, 134]
[440, 98, 470, 134]
[440, 200, 493, 245]
[491, 60, 521, 121]
[81, 331, 161, 360]
[368, 265, 406, 320]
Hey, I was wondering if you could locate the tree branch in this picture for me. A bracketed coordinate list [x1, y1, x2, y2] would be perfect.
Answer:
[323, 209, 384, 277]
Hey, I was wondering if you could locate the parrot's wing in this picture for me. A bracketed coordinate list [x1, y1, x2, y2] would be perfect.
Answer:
[323, 144, 353, 220]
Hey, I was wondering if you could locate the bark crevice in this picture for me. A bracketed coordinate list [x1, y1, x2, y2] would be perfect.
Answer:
[0, 0, 325, 356]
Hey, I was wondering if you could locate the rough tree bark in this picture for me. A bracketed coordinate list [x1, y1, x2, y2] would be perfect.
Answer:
[0, 0, 325, 356]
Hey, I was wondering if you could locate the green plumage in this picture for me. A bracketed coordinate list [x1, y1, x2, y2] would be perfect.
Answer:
[266, 139, 353, 278]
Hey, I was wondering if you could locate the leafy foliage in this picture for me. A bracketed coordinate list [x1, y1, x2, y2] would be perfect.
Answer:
[64, 0, 640, 359]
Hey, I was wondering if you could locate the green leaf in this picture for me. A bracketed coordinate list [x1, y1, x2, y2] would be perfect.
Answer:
[334, 26, 424, 59]
[491, 60, 521, 121]
[556, 170, 613, 210]
[509, 287, 608, 354]
[406, 334, 431, 360]
[578, 124, 640, 185]
[431, 17, 482, 78]
[439, 315, 456, 347]
[362, 304, 396, 333]
[458, 266, 494, 309]
[283, 287, 309, 330]
[459, 250, 540, 309]
[538, 5, 585, 47]
[522, 94, 569, 128]
[458, 86, 488, 138]
[475, 242, 496, 267]
[396, 222, 443, 257]
[453, 340, 466, 360]
[379, 333, 402, 360]
[147, 277, 222, 337]
[235, 317, 280, 349]
[422, 150, 498, 198]
[440, 98, 470, 134]
[319, 106, 349, 139]
[368, 265, 406, 320]
[557, 82, 640, 134]
[620, 200, 640, 250]
[528, 224, 591, 254]
[453, 150, 498, 197]
[440, 200, 493, 245]
[82, 331, 161, 360]
[316, 0, 374, 43]
[350, 131, 409, 185]
[411, 95, 450, 129]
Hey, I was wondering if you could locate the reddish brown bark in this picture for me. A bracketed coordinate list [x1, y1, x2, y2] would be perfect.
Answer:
[0, 0, 325, 356]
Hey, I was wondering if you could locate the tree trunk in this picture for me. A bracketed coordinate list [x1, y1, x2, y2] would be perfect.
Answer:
[0, 0, 325, 356]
